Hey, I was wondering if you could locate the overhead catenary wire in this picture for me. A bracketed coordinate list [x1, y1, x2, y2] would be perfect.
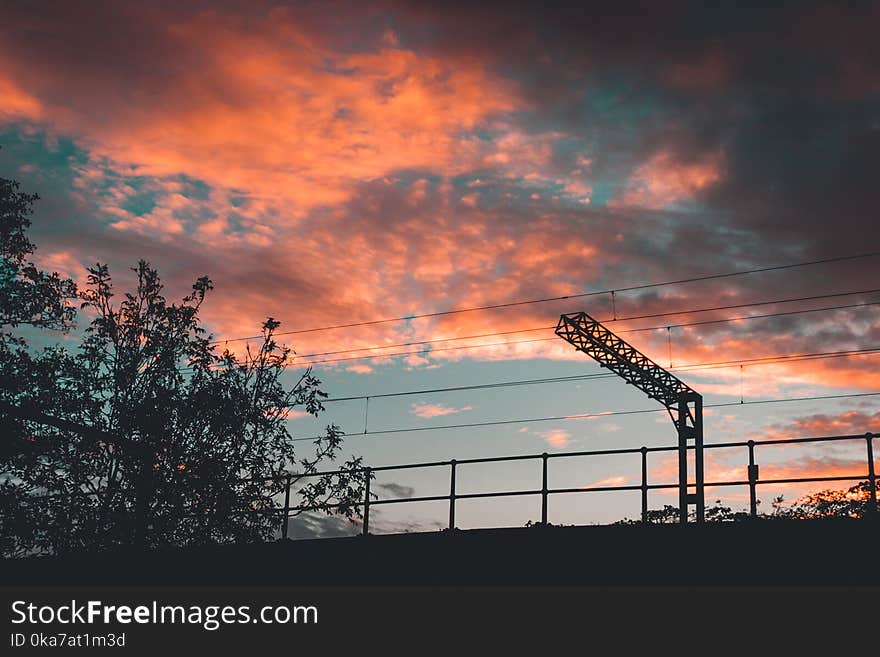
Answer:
[183, 293, 880, 373]
[292, 289, 880, 364]
[290, 391, 880, 442]
[210, 251, 880, 344]
[297, 313, 880, 369]
[319, 346, 880, 403]
[176, 296, 880, 375]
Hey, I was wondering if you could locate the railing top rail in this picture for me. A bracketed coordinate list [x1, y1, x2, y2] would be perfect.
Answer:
[271, 431, 877, 480]
[19, 431, 876, 499]
[285, 473, 873, 513]
[704, 433, 876, 448]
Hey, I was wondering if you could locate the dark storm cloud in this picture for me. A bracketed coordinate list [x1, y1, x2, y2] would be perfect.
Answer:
[391, 0, 880, 255]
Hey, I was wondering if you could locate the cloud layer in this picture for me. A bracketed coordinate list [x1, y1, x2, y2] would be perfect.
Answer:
[0, 0, 878, 399]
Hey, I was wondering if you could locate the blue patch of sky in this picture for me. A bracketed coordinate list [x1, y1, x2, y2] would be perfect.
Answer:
[0, 127, 101, 241]
[277, 349, 865, 526]
[176, 174, 211, 201]
[1, 127, 84, 186]
[394, 171, 444, 188]
[117, 182, 157, 217]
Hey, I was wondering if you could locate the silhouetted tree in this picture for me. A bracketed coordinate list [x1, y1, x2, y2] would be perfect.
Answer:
[614, 502, 749, 524]
[0, 176, 365, 557]
[615, 482, 876, 525]
[0, 167, 78, 458]
[769, 482, 875, 519]
[0, 171, 77, 335]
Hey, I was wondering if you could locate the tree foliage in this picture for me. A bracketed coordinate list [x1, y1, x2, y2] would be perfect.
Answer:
[615, 481, 876, 525]
[0, 173, 76, 337]
[0, 177, 366, 557]
[768, 482, 876, 520]
[0, 167, 78, 456]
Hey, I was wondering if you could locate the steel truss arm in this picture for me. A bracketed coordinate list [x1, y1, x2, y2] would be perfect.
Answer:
[555, 311, 705, 523]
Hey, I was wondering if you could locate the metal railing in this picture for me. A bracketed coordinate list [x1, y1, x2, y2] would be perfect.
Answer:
[277, 432, 879, 537]
[10, 432, 878, 541]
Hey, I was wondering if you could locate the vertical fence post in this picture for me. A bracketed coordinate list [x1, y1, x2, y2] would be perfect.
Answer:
[641, 447, 648, 523]
[362, 468, 371, 536]
[747, 440, 758, 518]
[281, 473, 291, 539]
[867, 433, 877, 514]
[448, 460, 457, 530]
[693, 395, 705, 523]
[541, 453, 549, 525]
[677, 396, 689, 524]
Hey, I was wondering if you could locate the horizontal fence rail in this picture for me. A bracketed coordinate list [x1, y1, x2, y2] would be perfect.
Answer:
[275, 432, 878, 537]
[11, 432, 878, 539]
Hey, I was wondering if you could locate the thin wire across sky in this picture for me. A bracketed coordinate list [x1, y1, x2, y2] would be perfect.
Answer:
[199, 250, 880, 445]
[294, 291, 880, 365]
[210, 250, 880, 345]
[290, 391, 880, 443]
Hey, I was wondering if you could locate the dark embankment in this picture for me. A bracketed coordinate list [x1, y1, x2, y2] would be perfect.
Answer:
[3, 519, 878, 586]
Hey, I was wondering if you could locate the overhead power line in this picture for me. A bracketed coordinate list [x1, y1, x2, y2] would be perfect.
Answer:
[320, 346, 880, 403]
[211, 251, 880, 344]
[324, 373, 615, 402]
[293, 291, 880, 362]
[184, 291, 880, 373]
[291, 391, 880, 442]
[295, 290, 880, 366]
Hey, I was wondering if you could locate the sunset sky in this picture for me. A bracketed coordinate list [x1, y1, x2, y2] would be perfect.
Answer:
[2, 0, 878, 535]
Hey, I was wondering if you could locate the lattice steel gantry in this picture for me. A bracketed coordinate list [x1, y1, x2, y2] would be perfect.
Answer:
[555, 312, 705, 523]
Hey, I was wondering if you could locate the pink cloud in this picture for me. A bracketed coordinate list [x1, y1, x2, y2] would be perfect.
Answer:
[611, 149, 723, 210]
[410, 402, 474, 419]
[581, 475, 628, 489]
[765, 410, 880, 438]
[1, 2, 877, 409]
[0, 73, 42, 121]
[650, 443, 874, 504]
[537, 429, 571, 449]
[0, 9, 521, 213]
[346, 364, 375, 375]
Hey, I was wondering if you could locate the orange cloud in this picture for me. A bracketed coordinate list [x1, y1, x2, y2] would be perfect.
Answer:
[0, 74, 42, 120]
[765, 410, 880, 438]
[537, 429, 572, 449]
[0, 9, 520, 214]
[650, 445, 874, 505]
[346, 364, 374, 375]
[581, 475, 629, 489]
[2, 3, 877, 407]
[612, 149, 723, 209]
[410, 402, 474, 419]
